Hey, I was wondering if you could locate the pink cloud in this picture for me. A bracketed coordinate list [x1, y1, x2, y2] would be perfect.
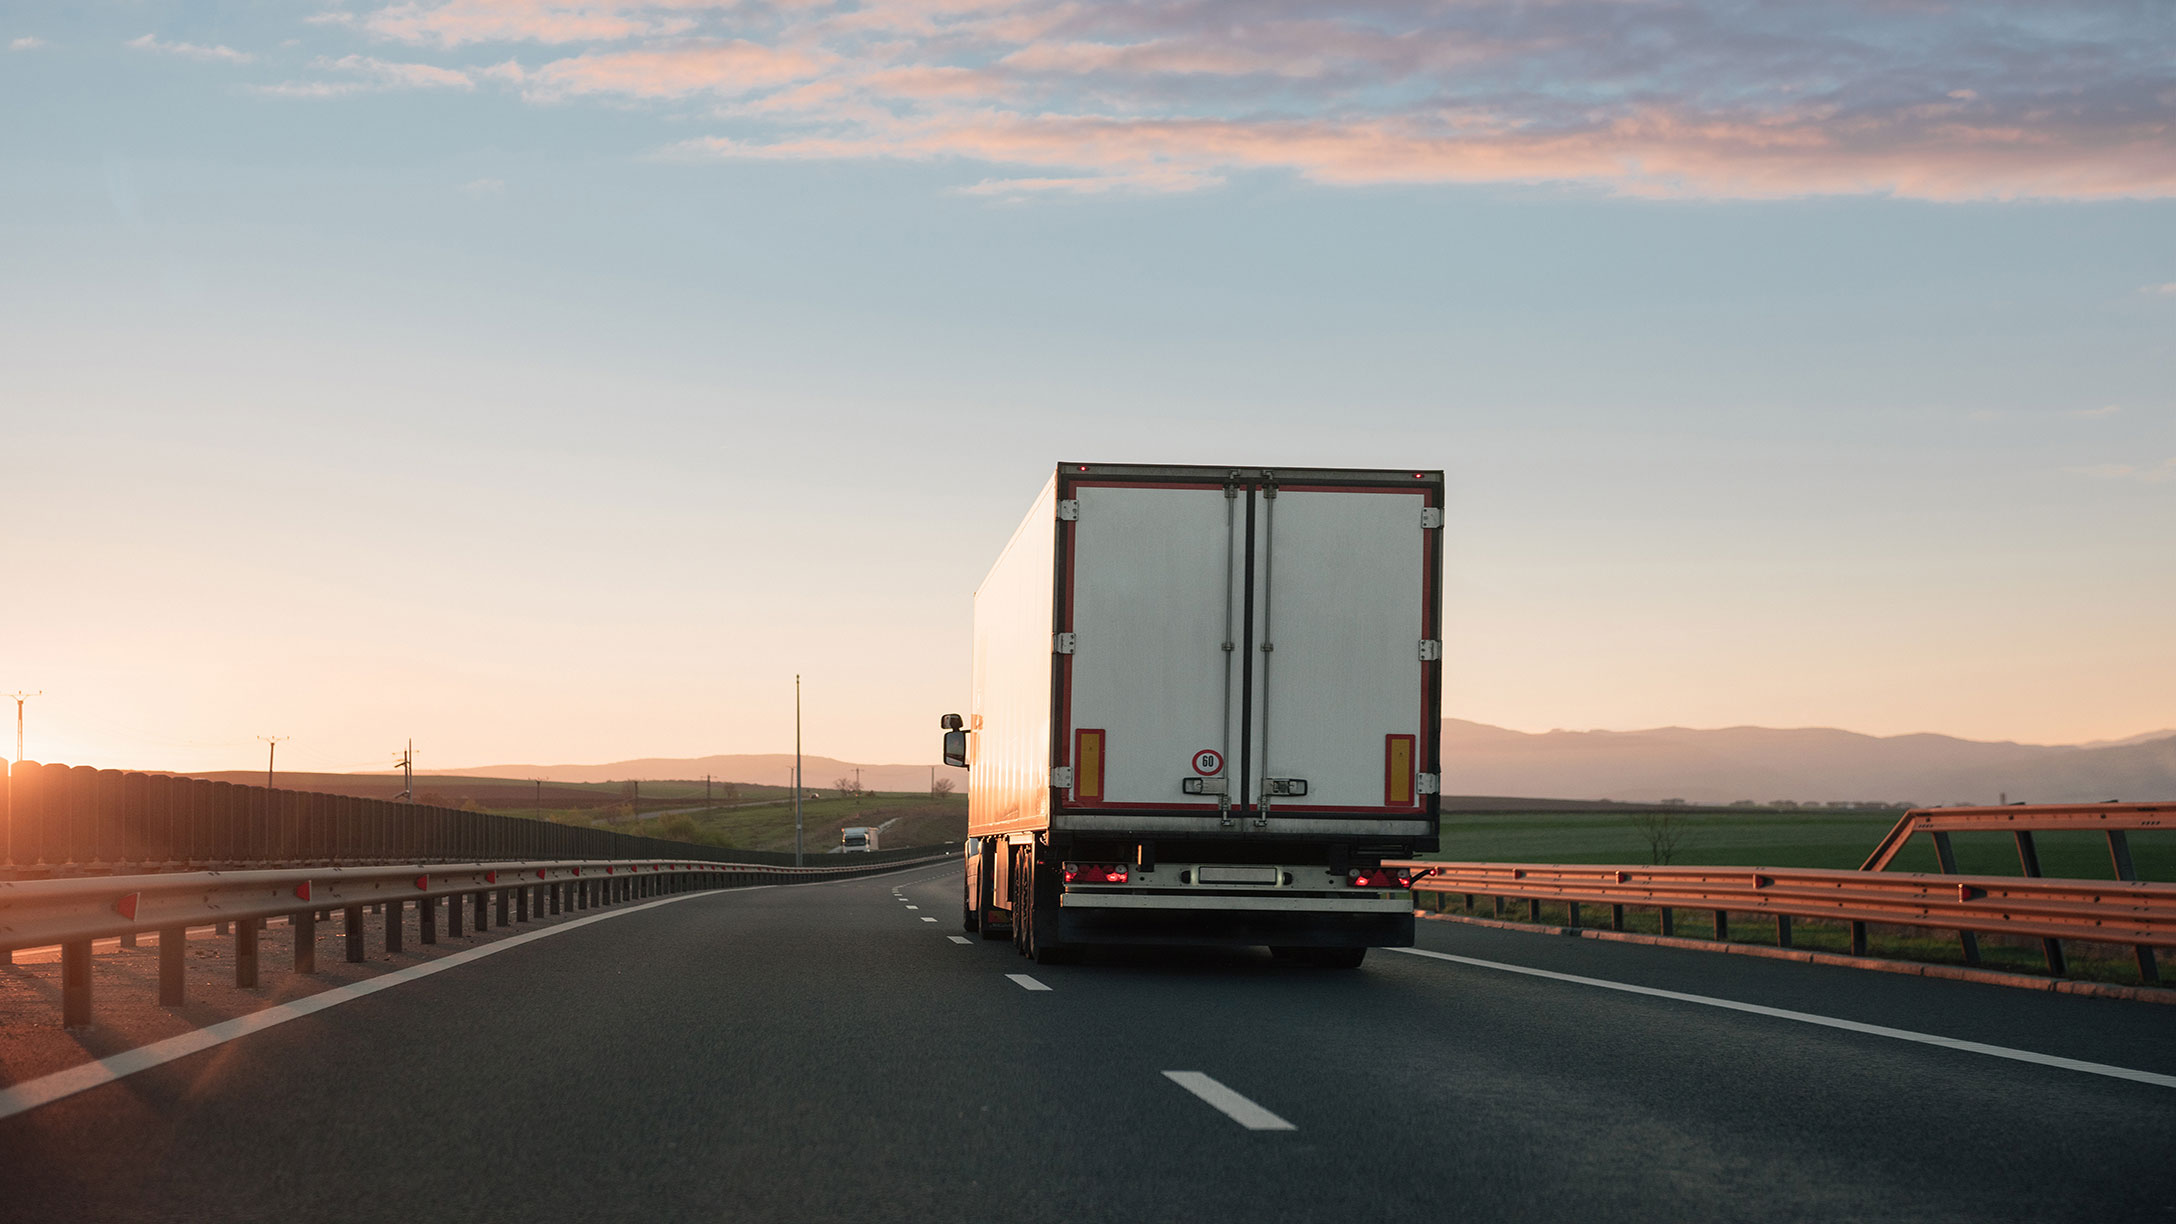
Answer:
[306, 0, 2176, 201]
[502, 40, 827, 99]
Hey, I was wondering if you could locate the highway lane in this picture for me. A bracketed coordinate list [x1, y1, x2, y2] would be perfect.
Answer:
[1, 861, 2171, 1222]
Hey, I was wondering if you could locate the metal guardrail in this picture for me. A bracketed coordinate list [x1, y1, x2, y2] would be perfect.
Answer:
[1859, 801, 2172, 873]
[2, 849, 953, 1028]
[0, 759, 948, 875]
[1389, 859, 2175, 986]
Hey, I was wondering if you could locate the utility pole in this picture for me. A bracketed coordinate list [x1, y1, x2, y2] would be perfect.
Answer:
[534, 778, 542, 821]
[705, 773, 711, 808]
[8, 691, 41, 764]
[794, 674, 803, 868]
[258, 735, 288, 790]
[394, 740, 415, 802]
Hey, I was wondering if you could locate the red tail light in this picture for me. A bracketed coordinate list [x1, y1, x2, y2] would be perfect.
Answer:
[1349, 868, 1411, 889]
[1063, 862, 1129, 885]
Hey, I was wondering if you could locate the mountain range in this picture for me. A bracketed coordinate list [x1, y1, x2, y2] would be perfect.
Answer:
[426, 724, 2176, 806]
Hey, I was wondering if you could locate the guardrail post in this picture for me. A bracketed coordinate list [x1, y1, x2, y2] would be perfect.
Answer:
[1490, 896, 1501, 918]
[293, 910, 316, 974]
[1658, 907, 1674, 937]
[1713, 910, 1728, 941]
[236, 919, 259, 987]
[447, 891, 464, 938]
[1525, 899, 1540, 922]
[386, 898, 404, 953]
[2009, 832, 2067, 972]
[515, 886, 530, 923]
[1849, 921, 1868, 957]
[1929, 832, 1981, 964]
[2105, 832, 2159, 984]
[550, 882, 562, 915]
[1776, 914, 1792, 948]
[496, 888, 510, 925]
[62, 939, 92, 1028]
[1610, 904, 1624, 932]
[473, 890, 489, 931]
[2042, 938, 2067, 977]
[344, 905, 365, 963]
[420, 896, 437, 945]
[159, 926, 186, 1005]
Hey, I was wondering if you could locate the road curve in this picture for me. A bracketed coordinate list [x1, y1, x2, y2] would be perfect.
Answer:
[1, 862, 2170, 1222]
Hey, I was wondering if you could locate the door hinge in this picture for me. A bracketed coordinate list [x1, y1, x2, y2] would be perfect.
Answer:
[1419, 639, 1441, 661]
[1057, 499, 1080, 521]
[1420, 506, 1444, 529]
[1053, 632, 1077, 655]
[1416, 773, 1440, 795]
[1052, 767, 1075, 789]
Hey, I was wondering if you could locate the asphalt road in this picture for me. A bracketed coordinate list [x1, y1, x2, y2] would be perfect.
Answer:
[2, 861, 2172, 1222]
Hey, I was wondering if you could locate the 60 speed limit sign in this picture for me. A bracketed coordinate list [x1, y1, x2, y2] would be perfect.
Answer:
[1191, 748, 1224, 776]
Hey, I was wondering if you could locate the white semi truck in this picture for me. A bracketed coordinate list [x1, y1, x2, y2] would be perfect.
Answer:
[941, 463, 1443, 967]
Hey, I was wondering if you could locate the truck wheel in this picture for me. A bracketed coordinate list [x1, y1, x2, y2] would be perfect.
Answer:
[1313, 947, 1366, 969]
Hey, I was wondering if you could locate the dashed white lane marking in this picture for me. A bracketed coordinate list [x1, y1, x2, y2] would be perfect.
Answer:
[1162, 1071, 1296, 1131]
[1006, 973, 1051, 991]
[920, 917, 938, 923]
[948, 936, 972, 945]
[0, 885, 760, 1123]
[1388, 947, 2176, 1091]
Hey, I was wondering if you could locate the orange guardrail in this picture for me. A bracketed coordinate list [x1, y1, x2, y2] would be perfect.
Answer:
[1387, 858, 2174, 986]
[1859, 801, 2174, 872]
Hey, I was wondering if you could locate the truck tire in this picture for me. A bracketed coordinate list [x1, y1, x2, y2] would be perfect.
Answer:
[962, 854, 978, 933]
[1024, 847, 1074, 964]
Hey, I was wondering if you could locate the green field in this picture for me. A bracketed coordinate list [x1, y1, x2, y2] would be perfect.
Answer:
[1431, 809, 2174, 883]
[485, 789, 967, 856]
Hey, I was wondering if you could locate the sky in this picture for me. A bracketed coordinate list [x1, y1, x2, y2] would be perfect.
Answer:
[1, 0, 2171, 774]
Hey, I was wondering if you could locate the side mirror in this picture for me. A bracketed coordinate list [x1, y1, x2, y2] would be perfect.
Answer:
[942, 729, 969, 769]
[939, 713, 965, 730]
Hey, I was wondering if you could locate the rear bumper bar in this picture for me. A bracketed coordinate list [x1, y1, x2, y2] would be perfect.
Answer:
[1055, 901, 1414, 949]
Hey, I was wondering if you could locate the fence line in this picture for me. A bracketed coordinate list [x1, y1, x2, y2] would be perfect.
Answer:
[0, 760, 931, 874]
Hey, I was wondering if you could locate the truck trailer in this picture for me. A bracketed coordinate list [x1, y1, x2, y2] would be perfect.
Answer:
[940, 463, 1443, 967]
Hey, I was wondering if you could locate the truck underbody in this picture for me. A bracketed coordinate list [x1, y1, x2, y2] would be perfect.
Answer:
[964, 832, 1418, 967]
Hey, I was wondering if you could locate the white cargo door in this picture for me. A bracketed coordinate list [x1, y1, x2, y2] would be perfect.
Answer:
[1247, 486, 1431, 814]
[1064, 483, 1241, 810]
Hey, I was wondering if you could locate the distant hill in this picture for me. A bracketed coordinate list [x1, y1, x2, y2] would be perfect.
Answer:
[423, 754, 964, 794]
[1438, 720, 2176, 806]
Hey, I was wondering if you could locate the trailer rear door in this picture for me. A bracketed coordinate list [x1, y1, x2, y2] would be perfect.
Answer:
[1063, 481, 1242, 811]
[1245, 484, 1434, 817]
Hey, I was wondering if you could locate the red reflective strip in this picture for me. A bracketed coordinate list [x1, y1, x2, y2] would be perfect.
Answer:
[114, 893, 140, 921]
[415, 875, 429, 890]
[294, 882, 312, 902]
[1385, 734, 1416, 807]
[1074, 729, 1105, 802]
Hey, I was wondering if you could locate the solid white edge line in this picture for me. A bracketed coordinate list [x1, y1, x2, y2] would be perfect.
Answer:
[1163, 1071, 1296, 1131]
[1387, 947, 2176, 1090]
[0, 884, 775, 1123]
[1005, 973, 1051, 991]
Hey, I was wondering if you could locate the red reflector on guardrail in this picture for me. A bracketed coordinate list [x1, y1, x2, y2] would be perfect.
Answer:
[114, 893, 140, 921]
[294, 882, 312, 902]
[415, 875, 429, 890]
[485, 871, 498, 884]
[537, 869, 547, 880]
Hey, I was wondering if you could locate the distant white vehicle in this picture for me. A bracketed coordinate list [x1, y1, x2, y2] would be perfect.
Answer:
[840, 826, 879, 853]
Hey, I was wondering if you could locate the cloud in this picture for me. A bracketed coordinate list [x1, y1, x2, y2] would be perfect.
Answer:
[2067, 458, 2176, 483]
[494, 41, 826, 101]
[10, 36, 44, 51]
[460, 176, 506, 194]
[2070, 404, 2123, 419]
[307, 0, 2176, 200]
[127, 33, 253, 63]
[255, 54, 477, 96]
[2142, 283, 2176, 295]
